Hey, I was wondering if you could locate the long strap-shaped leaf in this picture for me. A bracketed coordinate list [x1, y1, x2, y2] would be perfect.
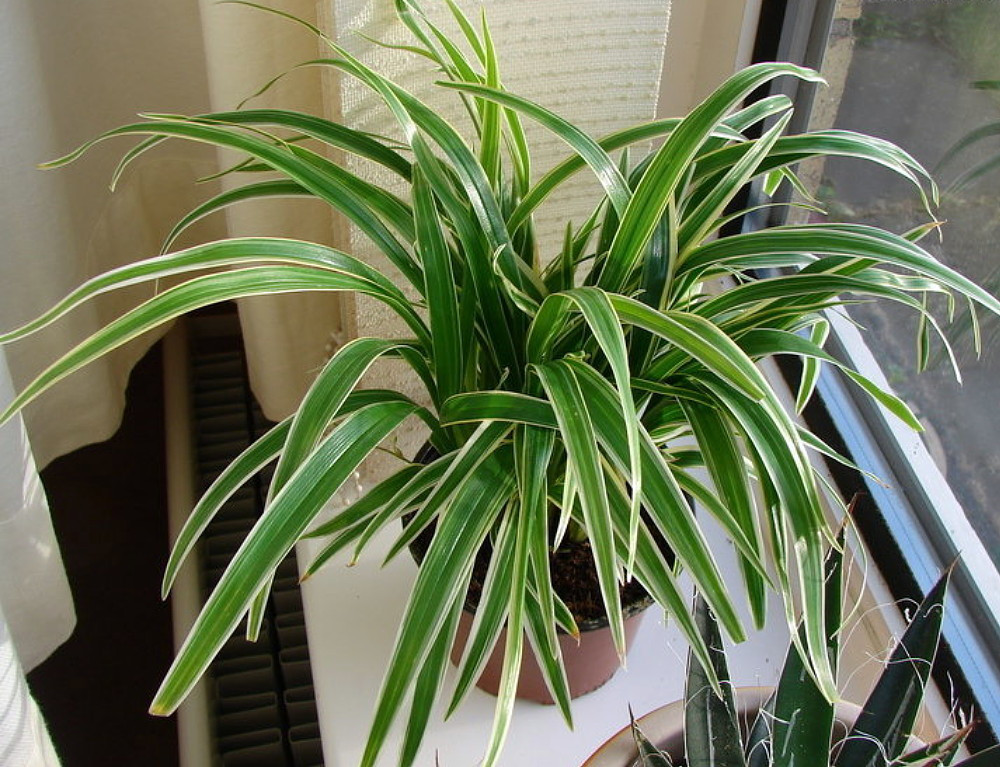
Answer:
[529, 287, 643, 562]
[697, 374, 835, 701]
[737, 328, 923, 431]
[680, 225, 1000, 318]
[506, 95, 792, 233]
[534, 359, 626, 657]
[441, 82, 632, 217]
[601, 472, 723, 699]
[691, 129, 937, 211]
[769, 527, 845, 767]
[514, 425, 559, 677]
[107, 107, 412, 187]
[677, 111, 793, 256]
[361, 454, 515, 767]
[43, 118, 423, 289]
[0, 265, 422, 426]
[599, 63, 823, 293]
[608, 294, 766, 401]
[378, 421, 511, 568]
[399, 590, 465, 767]
[568, 362, 745, 646]
[447, 506, 517, 713]
[680, 400, 767, 629]
[0, 237, 423, 347]
[150, 399, 420, 715]
[269, 338, 426, 503]
[438, 381, 748, 649]
[321, 52, 529, 376]
[413, 167, 464, 405]
[162, 416, 292, 598]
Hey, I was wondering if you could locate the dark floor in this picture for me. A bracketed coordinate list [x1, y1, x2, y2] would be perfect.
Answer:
[28, 344, 180, 766]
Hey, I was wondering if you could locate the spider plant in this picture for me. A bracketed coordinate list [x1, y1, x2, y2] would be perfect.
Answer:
[2, 2, 1000, 765]
[629, 537, 1000, 767]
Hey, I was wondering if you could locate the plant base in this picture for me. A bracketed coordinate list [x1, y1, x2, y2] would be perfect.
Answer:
[450, 607, 649, 705]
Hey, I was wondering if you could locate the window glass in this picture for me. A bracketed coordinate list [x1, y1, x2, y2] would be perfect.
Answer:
[812, 0, 1000, 568]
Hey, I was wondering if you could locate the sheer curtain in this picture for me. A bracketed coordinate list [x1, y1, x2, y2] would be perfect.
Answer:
[0, 0, 669, 761]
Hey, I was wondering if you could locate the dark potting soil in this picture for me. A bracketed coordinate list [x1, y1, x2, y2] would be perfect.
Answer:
[407, 516, 660, 629]
[406, 443, 669, 627]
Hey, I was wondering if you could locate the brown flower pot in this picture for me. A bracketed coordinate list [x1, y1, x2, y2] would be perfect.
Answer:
[450, 602, 651, 705]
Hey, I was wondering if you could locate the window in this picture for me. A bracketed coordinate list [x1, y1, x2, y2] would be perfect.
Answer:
[761, 0, 1000, 748]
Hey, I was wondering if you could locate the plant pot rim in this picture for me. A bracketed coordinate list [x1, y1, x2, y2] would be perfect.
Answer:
[581, 686, 872, 767]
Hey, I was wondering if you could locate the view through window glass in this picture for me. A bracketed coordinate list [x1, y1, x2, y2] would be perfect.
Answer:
[811, 0, 1000, 568]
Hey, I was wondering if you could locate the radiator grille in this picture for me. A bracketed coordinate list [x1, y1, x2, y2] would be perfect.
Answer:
[187, 311, 324, 767]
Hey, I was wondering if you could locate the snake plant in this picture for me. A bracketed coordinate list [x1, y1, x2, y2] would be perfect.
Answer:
[2, 2, 999, 765]
[631, 535, 1000, 767]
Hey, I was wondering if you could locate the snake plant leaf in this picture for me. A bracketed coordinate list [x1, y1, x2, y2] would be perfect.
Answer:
[952, 744, 1000, 766]
[162, 416, 292, 598]
[834, 567, 952, 767]
[770, 526, 845, 767]
[534, 359, 625, 657]
[150, 399, 420, 716]
[361, 453, 515, 767]
[631, 714, 674, 766]
[684, 595, 747, 767]
[889, 725, 972, 767]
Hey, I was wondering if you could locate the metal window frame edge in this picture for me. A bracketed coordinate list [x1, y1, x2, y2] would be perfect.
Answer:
[822, 310, 1000, 731]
